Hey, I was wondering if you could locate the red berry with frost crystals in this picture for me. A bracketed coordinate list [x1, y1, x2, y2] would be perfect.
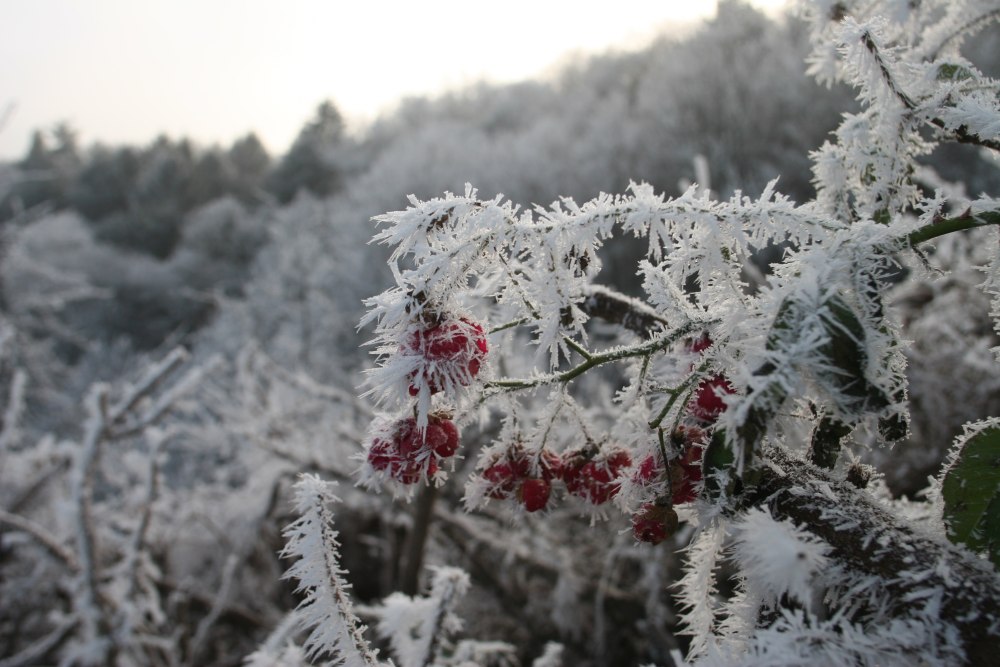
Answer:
[519, 478, 551, 512]
[578, 462, 616, 504]
[687, 332, 713, 354]
[405, 316, 489, 396]
[560, 450, 588, 487]
[632, 503, 679, 544]
[367, 438, 400, 473]
[669, 444, 704, 505]
[395, 458, 437, 485]
[539, 449, 563, 481]
[672, 424, 707, 451]
[633, 454, 662, 484]
[367, 415, 458, 484]
[567, 449, 631, 505]
[426, 416, 459, 457]
[483, 461, 518, 499]
[689, 374, 735, 423]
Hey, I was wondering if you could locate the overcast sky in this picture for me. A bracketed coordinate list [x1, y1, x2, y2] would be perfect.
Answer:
[0, 0, 789, 160]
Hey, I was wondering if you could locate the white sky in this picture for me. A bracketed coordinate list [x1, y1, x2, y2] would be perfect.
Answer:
[0, 0, 789, 160]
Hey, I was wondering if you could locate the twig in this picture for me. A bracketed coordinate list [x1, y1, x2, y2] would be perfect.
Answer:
[0, 508, 79, 571]
[399, 484, 438, 596]
[187, 554, 240, 665]
[0, 619, 77, 667]
[72, 383, 111, 654]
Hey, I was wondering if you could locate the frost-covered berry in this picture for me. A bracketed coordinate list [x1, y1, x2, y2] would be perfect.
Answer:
[538, 449, 563, 481]
[687, 332, 713, 354]
[519, 478, 551, 512]
[366, 414, 458, 484]
[482, 445, 559, 502]
[483, 461, 519, 500]
[672, 424, 707, 450]
[404, 316, 488, 396]
[633, 454, 662, 485]
[564, 448, 631, 505]
[689, 374, 735, 423]
[632, 503, 679, 544]
[425, 416, 459, 457]
[668, 440, 705, 505]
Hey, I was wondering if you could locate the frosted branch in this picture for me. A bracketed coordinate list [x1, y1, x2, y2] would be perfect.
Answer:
[0, 507, 79, 571]
[743, 448, 1000, 663]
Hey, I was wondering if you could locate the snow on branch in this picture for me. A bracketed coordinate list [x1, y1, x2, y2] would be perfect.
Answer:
[742, 447, 1000, 665]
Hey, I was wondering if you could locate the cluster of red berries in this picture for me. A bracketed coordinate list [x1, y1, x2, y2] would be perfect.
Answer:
[367, 414, 459, 484]
[628, 332, 737, 544]
[481, 445, 562, 512]
[562, 448, 632, 505]
[481, 445, 633, 512]
[629, 428, 706, 545]
[403, 316, 488, 396]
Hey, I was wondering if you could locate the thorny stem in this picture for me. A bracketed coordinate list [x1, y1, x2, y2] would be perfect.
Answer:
[905, 208, 1000, 246]
[489, 317, 530, 334]
[564, 336, 594, 361]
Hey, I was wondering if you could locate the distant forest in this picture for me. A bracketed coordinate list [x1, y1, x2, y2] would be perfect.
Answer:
[1, 2, 996, 354]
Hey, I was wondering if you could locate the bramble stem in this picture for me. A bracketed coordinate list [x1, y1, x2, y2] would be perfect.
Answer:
[905, 209, 1000, 246]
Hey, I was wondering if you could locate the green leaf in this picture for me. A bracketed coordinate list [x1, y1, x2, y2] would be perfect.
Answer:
[936, 63, 975, 82]
[816, 295, 890, 415]
[941, 423, 1000, 568]
[703, 429, 736, 498]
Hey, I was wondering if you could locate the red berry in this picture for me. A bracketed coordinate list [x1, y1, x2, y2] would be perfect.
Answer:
[405, 317, 489, 396]
[367, 438, 399, 472]
[425, 416, 460, 457]
[560, 450, 588, 486]
[563, 448, 630, 505]
[396, 458, 437, 485]
[578, 462, 617, 505]
[606, 449, 632, 471]
[670, 475, 699, 505]
[687, 332, 713, 354]
[519, 478, 551, 512]
[668, 453, 703, 505]
[689, 374, 735, 424]
[633, 454, 662, 484]
[483, 462, 518, 499]
[538, 449, 563, 481]
[632, 503, 679, 544]
[672, 425, 707, 450]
